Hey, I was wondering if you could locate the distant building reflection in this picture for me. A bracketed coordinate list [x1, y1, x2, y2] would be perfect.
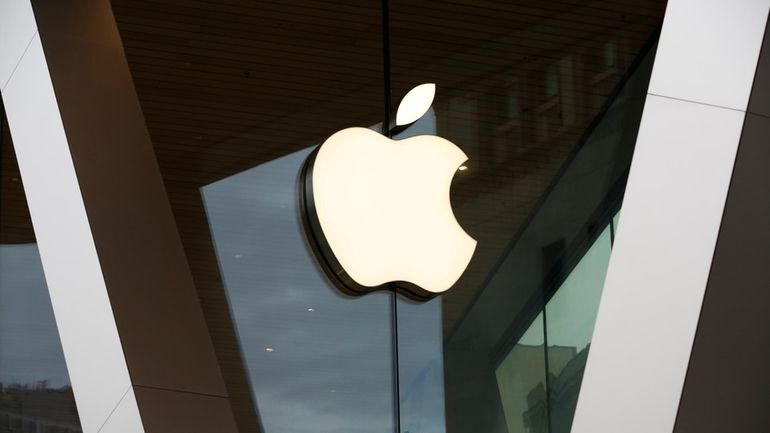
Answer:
[508, 344, 590, 433]
[0, 383, 81, 433]
[0, 244, 82, 432]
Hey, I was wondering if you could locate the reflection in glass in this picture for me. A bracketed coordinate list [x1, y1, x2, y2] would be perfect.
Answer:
[0, 245, 81, 433]
[202, 148, 394, 433]
[389, 3, 664, 432]
[0, 114, 81, 432]
[110, 3, 388, 428]
[396, 298, 446, 433]
[492, 223, 614, 433]
[495, 313, 547, 433]
[545, 227, 613, 433]
[107, 1, 668, 432]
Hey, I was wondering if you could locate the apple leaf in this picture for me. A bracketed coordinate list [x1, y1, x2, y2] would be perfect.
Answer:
[396, 83, 435, 126]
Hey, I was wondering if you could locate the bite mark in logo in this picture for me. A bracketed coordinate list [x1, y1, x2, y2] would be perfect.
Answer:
[300, 84, 477, 301]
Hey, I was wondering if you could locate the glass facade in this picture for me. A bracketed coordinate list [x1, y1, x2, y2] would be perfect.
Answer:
[387, 5, 659, 432]
[495, 220, 617, 433]
[0, 108, 82, 432]
[108, 1, 665, 432]
[201, 146, 396, 433]
[0, 1, 666, 432]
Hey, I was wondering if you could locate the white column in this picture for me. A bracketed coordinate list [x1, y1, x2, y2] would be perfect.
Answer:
[0, 2, 143, 432]
[571, 1, 770, 432]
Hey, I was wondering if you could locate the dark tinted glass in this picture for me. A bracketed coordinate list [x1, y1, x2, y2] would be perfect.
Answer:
[110, 2, 393, 432]
[109, 1, 666, 432]
[201, 147, 396, 433]
[389, 2, 664, 433]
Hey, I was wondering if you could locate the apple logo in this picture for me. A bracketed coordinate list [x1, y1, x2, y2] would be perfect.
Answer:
[300, 84, 477, 301]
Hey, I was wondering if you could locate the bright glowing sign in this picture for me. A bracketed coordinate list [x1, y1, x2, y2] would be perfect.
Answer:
[300, 84, 476, 300]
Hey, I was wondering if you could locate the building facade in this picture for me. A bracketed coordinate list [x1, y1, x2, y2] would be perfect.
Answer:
[0, 0, 768, 432]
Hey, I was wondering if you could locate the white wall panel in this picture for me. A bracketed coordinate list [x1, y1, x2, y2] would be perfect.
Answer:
[99, 388, 145, 433]
[572, 1, 770, 431]
[1, 34, 140, 433]
[649, 0, 770, 110]
[570, 95, 745, 433]
[0, 1, 37, 90]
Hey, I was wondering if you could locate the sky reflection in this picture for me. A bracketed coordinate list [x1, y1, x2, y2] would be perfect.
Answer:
[202, 113, 446, 433]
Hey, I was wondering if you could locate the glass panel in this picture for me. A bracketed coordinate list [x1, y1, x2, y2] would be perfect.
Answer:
[545, 226, 613, 433]
[109, 2, 666, 433]
[389, 2, 665, 433]
[0, 112, 82, 432]
[111, 2, 392, 431]
[495, 313, 547, 433]
[202, 146, 395, 433]
[395, 297, 446, 433]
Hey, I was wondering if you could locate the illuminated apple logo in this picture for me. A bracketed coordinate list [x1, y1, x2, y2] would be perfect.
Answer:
[300, 84, 476, 301]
